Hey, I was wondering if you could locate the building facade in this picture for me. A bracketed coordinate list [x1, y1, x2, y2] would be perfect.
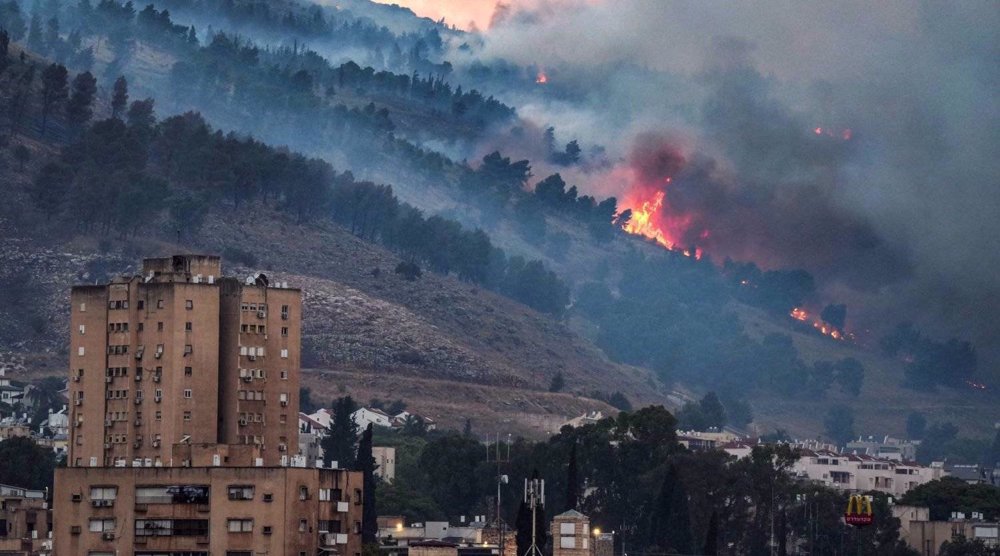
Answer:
[54, 466, 363, 556]
[54, 254, 365, 556]
[0, 483, 51, 555]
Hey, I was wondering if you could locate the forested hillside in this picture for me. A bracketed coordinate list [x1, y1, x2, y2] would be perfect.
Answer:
[0, 0, 995, 442]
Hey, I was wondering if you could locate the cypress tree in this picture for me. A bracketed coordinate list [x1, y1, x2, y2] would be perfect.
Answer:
[357, 423, 378, 544]
[565, 442, 579, 511]
[703, 510, 719, 556]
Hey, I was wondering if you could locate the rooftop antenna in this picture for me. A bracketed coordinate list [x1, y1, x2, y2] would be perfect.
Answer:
[523, 477, 545, 556]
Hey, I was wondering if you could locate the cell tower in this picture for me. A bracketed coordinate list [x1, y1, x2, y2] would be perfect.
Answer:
[522, 477, 545, 556]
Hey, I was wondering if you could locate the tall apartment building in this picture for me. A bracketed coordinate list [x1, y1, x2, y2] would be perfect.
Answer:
[55, 254, 365, 556]
[66, 254, 301, 466]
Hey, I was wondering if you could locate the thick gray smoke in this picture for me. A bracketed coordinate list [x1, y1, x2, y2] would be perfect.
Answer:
[454, 1, 1000, 371]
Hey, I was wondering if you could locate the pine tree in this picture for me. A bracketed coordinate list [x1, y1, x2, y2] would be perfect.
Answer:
[357, 424, 378, 545]
[39, 63, 68, 136]
[111, 75, 128, 119]
[66, 70, 97, 131]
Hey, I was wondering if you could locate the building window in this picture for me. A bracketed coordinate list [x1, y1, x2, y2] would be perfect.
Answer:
[135, 485, 209, 505]
[299, 486, 309, 500]
[280, 370, 288, 380]
[137, 322, 143, 332]
[185, 322, 192, 331]
[79, 302, 87, 312]
[157, 322, 163, 331]
[134, 518, 209, 537]
[184, 366, 192, 376]
[183, 389, 192, 399]
[281, 305, 289, 319]
[79, 324, 85, 335]
[88, 518, 116, 532]
[137, 300, 144, 310]
[299, 519, 307, 532]
[157, 300, 164, 309]
[155, 411, 162, 421]
[281, 327, 288, 337]
[227, 552, 254, 556]
[228, 486, 254, 500]
[78, 347, 85, 356]
[280, 349, 288, 359]
[184, 345, 193, 355]
[90, 486, 117, 501]
[227, 519, 254, 533]
[185, 300, 193, 310]
[183, 411, 192, 421]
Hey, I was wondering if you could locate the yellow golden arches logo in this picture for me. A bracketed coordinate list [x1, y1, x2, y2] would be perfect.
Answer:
[845, 495, 873, 527]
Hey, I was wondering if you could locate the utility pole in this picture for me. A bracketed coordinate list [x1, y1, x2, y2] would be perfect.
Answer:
[523, 477, 545, 556]
[487, 433, 511, 555]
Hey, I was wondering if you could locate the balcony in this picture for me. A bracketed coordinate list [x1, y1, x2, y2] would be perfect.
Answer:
[336, 501, 349, 513]
[322, 533, 349, 546]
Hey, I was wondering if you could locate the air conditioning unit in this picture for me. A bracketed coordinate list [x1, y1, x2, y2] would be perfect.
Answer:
[102, 532, 115, 540]
[257, 311, 266, 318]
[72, 375, 80, 382]
[134, 352, 142, 360]
[103, 443, 111, 450]
[154, 396, 162, 403]
[134, 419, 142, 426]
[133, 441, 141, 449]
[248, 355, 256, 361]
[152, 375, 161, 383]
[152, 440, 160, 448]
[105, 420, 113, 427]
[134, 374, 141, 381]
[91, 499, 105, 508]
[239, 419, 248, 426]
[134, 398, 142, 405]
[242, 376, 252, 383]
[280, 401, 288, 407]
[154, 352, 161, 359]
[278, 444, 287, 452]
[75, 399, 82, 406]
[105, 376, 113, 383]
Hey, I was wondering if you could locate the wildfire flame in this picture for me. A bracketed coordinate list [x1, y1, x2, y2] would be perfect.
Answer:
[789, 307, 850, 341]
[620, 182, 702, 259]
[813, 126, 852, 141]
[535, 71, 548, 84]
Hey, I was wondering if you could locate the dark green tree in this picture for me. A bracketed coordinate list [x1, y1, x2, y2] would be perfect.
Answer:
[906, 412, 927, 440]
[548, 371, 565, 393]
[321, 396, 359, 469]
[66, 70, 97, 132]
[565, 442, 579, 511]
[111, 75, 128, 119]
[648, 463, 692, 554]
[820, 303, 847, 330]
[703, 510, 719, 556]
[357, 424, 378, 544]
[834, 357, 865, 397]
[39, 63, 68, 136]
[824, 405, 855, 447]
[0, 436, 56, 491]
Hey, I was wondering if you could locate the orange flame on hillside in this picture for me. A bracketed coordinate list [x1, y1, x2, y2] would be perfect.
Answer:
[789, 307, 849, 341]
[619, 177, 702, 259]
[535, 72, 548, 84]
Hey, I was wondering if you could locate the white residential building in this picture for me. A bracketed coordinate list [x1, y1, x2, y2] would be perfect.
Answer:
[352, 407, 392, 429]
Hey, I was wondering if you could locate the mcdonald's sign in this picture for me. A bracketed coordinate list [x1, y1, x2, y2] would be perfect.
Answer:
[844, 495, 874, 527]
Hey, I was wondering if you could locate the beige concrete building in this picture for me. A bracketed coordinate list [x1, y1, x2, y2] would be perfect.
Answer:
[552, 510, 590, 556]
[67, 255, 301, 467]
[893, 505, 1000, 555]
[0, 484, 52, 555]
[54, 254, 366, 556]
[54, 466, 363, 556]
[373, 446, 396, 483]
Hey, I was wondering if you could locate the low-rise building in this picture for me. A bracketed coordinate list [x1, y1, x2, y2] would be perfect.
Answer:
[846, 436, 918, 462]
[560, 411, 604, 430]
[0, 483, 52, 556]
[54, 465, 364, 556]
[373, 446, 397, 483]
[893, 505, 999, 555]
[353, 407, 393, 429]
[552, 510, 590, 556]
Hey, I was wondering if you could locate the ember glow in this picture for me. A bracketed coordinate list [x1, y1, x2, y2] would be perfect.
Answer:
[813, 126, 852, 140]
[789, 307, 849, 341]
[535, 71, 548, 84]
